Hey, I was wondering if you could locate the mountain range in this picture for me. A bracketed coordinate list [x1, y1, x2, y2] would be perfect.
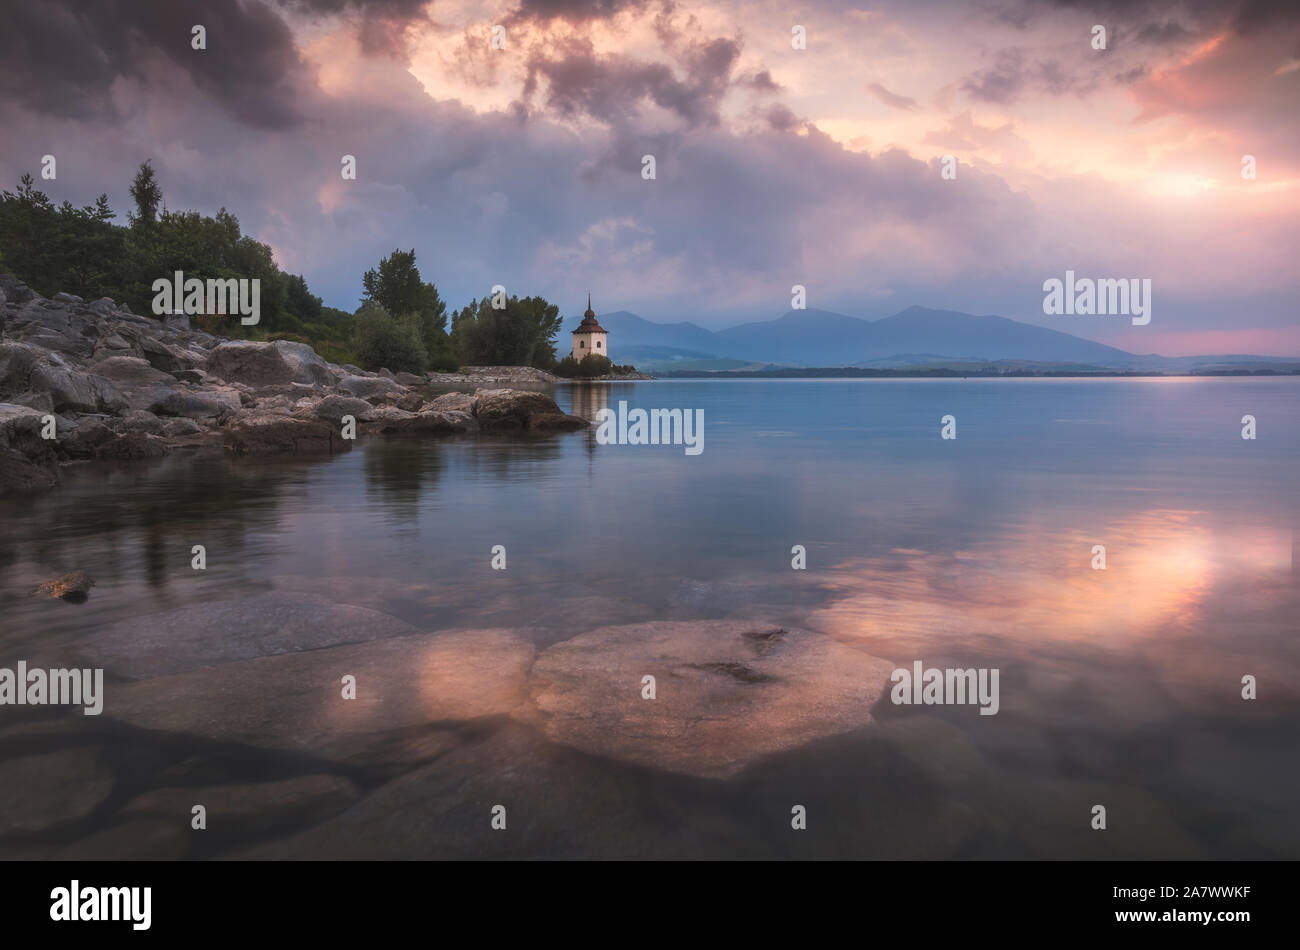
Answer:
[574, 306, 1299, 373]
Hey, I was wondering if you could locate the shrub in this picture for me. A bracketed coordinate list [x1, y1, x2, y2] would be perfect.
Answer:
[554, 354, 615, 378]
[352, 302, 427, 373]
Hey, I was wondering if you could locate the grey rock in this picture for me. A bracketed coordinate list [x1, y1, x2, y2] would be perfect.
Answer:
[424, 391, 476, 413]
[87, 591, 422, 678]
[371, 409, 472, 435]
[521, 620, 897, 779]
[152, 386, 240, 420]
[110, 409, 166, 434]
[94, 431, 171, 460]
[161, 417, 202, 437]
[121, 775, 359, 844]
[10, 390, 55, 414]
[0, 445, 58, 495]
[337, 374, 407, 402]
[0, 341, 40, 395]
[272, 340, 334, 386]
[312, 395, 375, 422]
[0, 750, 113, 835]
[223, 409, 351, 455]
[30, 358, 99, 412]
[0, 274, 36, 306]
[0, 403, 47, 445]
[474, 388, 588, 430]
[107, 626, 533, 752]
[207, 341, 295, 386]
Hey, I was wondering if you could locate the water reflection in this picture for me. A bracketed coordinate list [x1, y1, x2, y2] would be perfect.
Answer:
[0, 379, 1297, 858]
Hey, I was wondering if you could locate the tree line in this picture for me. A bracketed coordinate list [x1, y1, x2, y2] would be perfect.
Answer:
[0, 163, 622, 375]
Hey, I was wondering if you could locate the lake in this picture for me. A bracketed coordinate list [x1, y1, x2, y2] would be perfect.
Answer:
[1, 377, 1297, 859]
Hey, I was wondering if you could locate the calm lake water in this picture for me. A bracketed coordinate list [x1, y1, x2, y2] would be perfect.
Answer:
[1, 378, 1297, 859]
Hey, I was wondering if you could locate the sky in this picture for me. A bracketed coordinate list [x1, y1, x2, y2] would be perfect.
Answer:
[0, 0, 1296, 355]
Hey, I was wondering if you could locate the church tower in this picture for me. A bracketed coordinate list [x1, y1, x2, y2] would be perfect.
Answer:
[570, 293, 609, 361]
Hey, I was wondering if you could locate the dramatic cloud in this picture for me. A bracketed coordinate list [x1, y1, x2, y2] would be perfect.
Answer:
[0, 0, 1296, 354]
[0, 0, 309, 128]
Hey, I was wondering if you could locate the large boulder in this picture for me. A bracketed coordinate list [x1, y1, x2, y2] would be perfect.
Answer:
[271, 340, 334, 386]
[522, 621, 897, 779]
[0, 275, 36, 306]
[473, 388, 587, 430]
[207, 341, 295, 386]
[0, 341, 41, 396]
[5, 297, 98, 358]
[223, 410, 351, 455]
[207, 340, 333, 388]
[87, 355, 174, 388]
[29, 357, 100, 413]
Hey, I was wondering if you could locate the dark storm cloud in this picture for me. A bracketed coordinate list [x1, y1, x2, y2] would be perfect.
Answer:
[959, 51, 1030, 103]
[525, 36, 740, 127]
[507, 0, 653, 25]
[1133, 21, 1191, 44]
[764, 103, 802, 131]
[0, 0, 308, 128]
[738, 69, 781, 93]
[1004, 0, 1299, 43]
[277, 0, 432, 58]
[1231, 0, 1300, 33]
[961, 50, 1085, 103]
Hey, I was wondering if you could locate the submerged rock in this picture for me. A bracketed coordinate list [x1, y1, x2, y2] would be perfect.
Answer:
[32, 570, 95, 602]
[522, 620, 896, 779]
[86, 591, 423, 678]
[105, 627, 536, 761]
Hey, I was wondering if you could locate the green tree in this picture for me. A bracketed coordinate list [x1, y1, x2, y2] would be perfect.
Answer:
[361, 248, 453, 366]
[450, 294, 563, 368]
[352, 302, 427, 373]
[286, 273, 322, 321]
[128, 161, 162, 227]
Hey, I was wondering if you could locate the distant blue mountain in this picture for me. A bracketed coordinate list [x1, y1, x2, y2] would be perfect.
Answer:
[574, 305, 1294, 371]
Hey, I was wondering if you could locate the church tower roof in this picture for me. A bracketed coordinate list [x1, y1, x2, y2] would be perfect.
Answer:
[575, 292, 606, 333]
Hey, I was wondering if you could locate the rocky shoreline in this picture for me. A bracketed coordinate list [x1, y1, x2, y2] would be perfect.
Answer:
[0, 275, 589, 497]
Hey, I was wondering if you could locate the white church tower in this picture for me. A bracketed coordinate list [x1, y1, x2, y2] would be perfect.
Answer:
[571, 293, 609, 361]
